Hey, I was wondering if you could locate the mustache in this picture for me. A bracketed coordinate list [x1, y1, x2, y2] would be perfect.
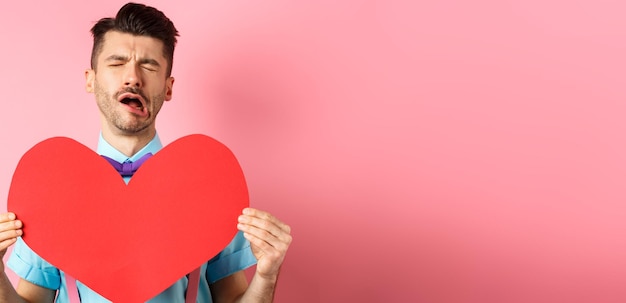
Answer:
[115, 87, 149, 103]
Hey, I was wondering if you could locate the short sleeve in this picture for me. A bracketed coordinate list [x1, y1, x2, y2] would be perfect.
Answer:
[7, 238, 61, 290]
[205, 231, 256, 284]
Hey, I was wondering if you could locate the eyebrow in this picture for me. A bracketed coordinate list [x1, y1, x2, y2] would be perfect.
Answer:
[104, 55, 161, 67]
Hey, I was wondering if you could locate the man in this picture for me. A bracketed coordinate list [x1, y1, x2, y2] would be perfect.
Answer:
[0, 2, 292, 302]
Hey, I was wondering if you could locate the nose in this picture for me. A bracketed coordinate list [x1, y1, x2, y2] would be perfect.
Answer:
[123, 64, 142, 88]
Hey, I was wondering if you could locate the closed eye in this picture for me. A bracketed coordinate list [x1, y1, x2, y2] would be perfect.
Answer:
[141, 65, 158, 72]
[139, 58, 160, 72]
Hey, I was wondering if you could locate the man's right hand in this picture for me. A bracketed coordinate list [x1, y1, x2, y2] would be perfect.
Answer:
[0, 213, 22, 269]
[0, 213, 55, 303]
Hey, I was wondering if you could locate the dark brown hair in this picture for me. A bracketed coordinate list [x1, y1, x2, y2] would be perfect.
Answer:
[90, 2, 179, 76]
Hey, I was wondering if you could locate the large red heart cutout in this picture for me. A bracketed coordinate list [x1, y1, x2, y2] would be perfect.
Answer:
[7, 135, 248, 302]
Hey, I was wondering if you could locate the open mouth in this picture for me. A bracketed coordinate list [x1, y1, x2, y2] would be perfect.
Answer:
[121, 97, 144, 111]
[118, 92, 147, 116]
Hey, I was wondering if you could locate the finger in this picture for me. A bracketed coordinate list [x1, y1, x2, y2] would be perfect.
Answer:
[241, 229, 291, 270]
[238, 222, 292, 252]
[238, 215, 292, 244]
[0, 212, 16, 223]
[241, 208, 291, 234]
[0, 220, 22, 233]
[0, 237, 18, 251]
[0, 228, 22, 243]
[242, 230, 290, 261]
[242, 231, 274, 252]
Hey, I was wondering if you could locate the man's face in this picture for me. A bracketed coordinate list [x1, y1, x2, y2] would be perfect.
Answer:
[85, 31, 174, 136]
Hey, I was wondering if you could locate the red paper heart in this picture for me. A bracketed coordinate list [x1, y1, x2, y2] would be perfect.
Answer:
[7, 135, 248, 302]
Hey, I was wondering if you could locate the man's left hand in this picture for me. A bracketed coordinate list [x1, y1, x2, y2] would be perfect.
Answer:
[237, 208, 292, 281]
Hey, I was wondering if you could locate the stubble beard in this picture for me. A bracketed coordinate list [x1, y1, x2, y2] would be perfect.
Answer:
[94, 83, 165, 135]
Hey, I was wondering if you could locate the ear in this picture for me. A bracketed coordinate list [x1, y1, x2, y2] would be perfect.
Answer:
[85, 69, 95, 93]
[165, 76, 175, 101]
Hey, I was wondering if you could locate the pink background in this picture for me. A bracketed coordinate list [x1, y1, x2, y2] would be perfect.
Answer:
[1, 1, 626, 302]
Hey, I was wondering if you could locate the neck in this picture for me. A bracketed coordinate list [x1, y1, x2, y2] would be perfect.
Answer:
[101, 127, 156, 157]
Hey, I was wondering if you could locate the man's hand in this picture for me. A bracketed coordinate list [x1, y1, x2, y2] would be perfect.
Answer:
[237, 208, 292, 281]
[0, 213, 22, 270]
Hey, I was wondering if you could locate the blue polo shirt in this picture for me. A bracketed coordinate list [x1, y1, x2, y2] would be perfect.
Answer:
[7, 133, 256, 302]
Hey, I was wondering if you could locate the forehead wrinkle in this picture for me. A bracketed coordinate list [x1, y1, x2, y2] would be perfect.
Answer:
[104, 54, 161, 66]
[138, 58, 161, 66]
[104, 54, 129, 61]
[97, 32, 168, 72]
